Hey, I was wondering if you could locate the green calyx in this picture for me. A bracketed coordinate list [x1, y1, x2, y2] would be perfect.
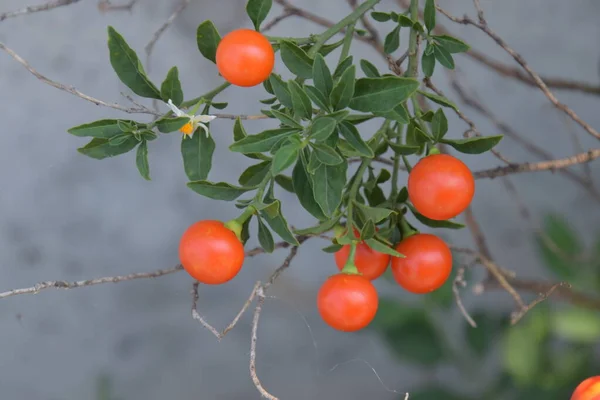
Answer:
[225, 206, 256, 241]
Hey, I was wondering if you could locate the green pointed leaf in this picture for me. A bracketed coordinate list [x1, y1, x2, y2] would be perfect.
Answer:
[256, 216, 275, 253]
[365, 238, 403, 257]
[77, 136, 138, 160]
[359, 59, 380, 77]
[180, 130, 215, 181]
[408, 205, 465, 229]
[272, 142, 300, 175]
[330, 65, 356, 111]
[295, 214, 341, 235]
[373, 103, 410, 124]
[196, 20, 221, 63]
[259, 200, 299, 245]
[422, 50, 436, 77]
[280, 41, 314, 79]
[441, 135, 504, 154]
[322, 243, 343, 253]
[240, 215, 252, 245]
[338, 121, 374, 158]
[230, 128, 300, 153]
[311, 162, 347, 217]
[68, 119, 132, 139]
[388, 142, 420, 155]
[434, 35, 470, 53]
[420, 110, 435, 122]
[349, 76, 419, 113]
[434, 45, 455, 69]
[274, 174, 294, 193]
[246, 0, 272, 31]
[312, 53, 333, 96]
[371, 301, 443, 365]
[187, 181, 254, 200]
[107, 27, 161, 99]
[397, 187, 409, 203]
[270, 109, 303, 129]
[288, 80, 312, 120]
[269, 74, 293, 108]
[135, 141, 150, 180]
[371, 11, 391, 22]
[309, 117, 337, 141]
[431, 108, 448, 140]
[260, 97, 277, 105]
[418, 90, 459, 111]
[233, 117, 248, 141]
[384, 24, 401, 54]
[316, 38, 345, 57]
[311, 143, 343, 165]
[333, 56, 353, 80]
[160, 66, 183, 106]
[397, 14, 413, 27]
[156, 116, 189, 133]
[360, 219, 376, 240]
[108, 134, 130, 146]
[424, 0, 436, 32]
[328, 109, 351, 122]
[292, 152, 327, 220]
[354, 202, 395, 223]
[239, 161, 271, 186]
[304, 85, 331, 110]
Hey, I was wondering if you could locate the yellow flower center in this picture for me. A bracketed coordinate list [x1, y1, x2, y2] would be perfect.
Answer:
[180, 121, 194, 135]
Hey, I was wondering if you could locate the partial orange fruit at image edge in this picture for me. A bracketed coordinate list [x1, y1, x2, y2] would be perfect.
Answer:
[571, 376, 600, 400]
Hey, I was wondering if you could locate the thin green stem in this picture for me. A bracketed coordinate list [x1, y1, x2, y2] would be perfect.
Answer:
[254, 172, 273, 201]
[307, 0, 381, 57]
[406, 0, 420, 78]
[346, 158, 370, 230]
[265, 35, 316, 45]
[338, 21, 356, 64]
[341, 243, 359, 274]
[181, 81, 231, 108]
[390, 135, 402, 208]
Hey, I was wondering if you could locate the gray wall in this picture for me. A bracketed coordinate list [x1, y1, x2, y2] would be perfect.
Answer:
[0, 0, 598, 398]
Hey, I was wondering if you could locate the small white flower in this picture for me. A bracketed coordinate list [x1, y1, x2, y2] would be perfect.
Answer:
[167, 99, 216, 137]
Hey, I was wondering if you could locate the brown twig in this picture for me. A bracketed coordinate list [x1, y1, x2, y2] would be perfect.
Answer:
[510, 282, 566, 325]
[453, 265, 477, 327]
[97, 0, 138, 13]
[347, 0, 385, 55]
[463, 206, 493, 260]
[436, 5, 600, 141]
[0, 0, 81, 21]
[262, 8, 295, 32]
[145, 0, 191, 71]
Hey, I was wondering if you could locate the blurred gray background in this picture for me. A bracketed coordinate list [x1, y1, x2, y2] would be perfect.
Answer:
[0, 0, 599, 399]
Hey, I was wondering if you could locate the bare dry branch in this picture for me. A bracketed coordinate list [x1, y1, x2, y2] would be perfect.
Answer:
[262, 9, 295, 32]
[249, 290, 277, 400]
[436, 5, 600, 141]
[145, 0, 191, 70]
[453, 265, 477, 327]
[510, 282, 565, 325]
[0, 0, 81, 22]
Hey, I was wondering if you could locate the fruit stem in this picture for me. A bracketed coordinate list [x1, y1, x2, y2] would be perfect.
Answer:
[340, 243, 360, 275]
[427, 146, 441, 155]
[307, 0, 381, 57]
[225, 206, 256, 240]
[345, 158, 370, 232]
[399, 214, 417, 240]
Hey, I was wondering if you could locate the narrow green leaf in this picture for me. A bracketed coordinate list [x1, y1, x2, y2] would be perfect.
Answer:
[333, 56, 353, 80]
[339, 121, 374, 158]
[422, 50, 436, 77]
[397, 187, 409, 203]
[424, 0, 436, 32]
[307, 150, 323, 173]
[384, 24, 401, 54]
[187, 181, 254, 200]
[309, 117, 337, 142]
[135, 141, 150, 180]
[257, 216, 275, 253]
[263, 78, 274, 94]
[160, 66, 183, 106]
[310, 161, 347, 217]
[233, 117, 248, 141]
[260, 97, 277, 105]
[373, 103, 410, 124]
[295, 214, 341, 235]
[311, 143, 343, 165]
[77, 136, 138, 160]
[322, 243, 343, 253]
[330, 65, 356, 111]
[260, 200, 299, 245]
[371, 11, 391, 22]
[409, 205, 465, 229]
[359, 59, 380, 77]
[269, 74, 293, 109]
[230, 128, 299, 153]
[272, 142, 300, 174]
[274, 174, 294, 193]
[420, 110, 435, 122]
[280, 41, 314, 79]
[288, 80, 312, 120]
[434, 44, 455, 69]
[292, 152, 327, 220]
[270, 109, 303, 129]
[434, 35, 470, 53]
[431, 108, 448, 140]
[68, 119, 132, 139]
[107, 27, 161, 99]
[181, 132, 215, 181]
[108, 134, 130, 146]
[246, 0, 272, 31]
[328, 109, 351, 122]
[196, 20, 221, 63]
[239, 161, 271, 186]
[355, 202, 394, 223]
[304, 85, 331, 110]
[365, 238, 403, 257]
[360, 219, 376, 240]
[441, 135, 504, 154]
[312, 53, 333, 96]
[156, 116, 189, 133]
[388, 142, 420, 155]
[349, 76, 419, 113]
[397, 14, 413, 27]
[418, 90, 459, 111]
